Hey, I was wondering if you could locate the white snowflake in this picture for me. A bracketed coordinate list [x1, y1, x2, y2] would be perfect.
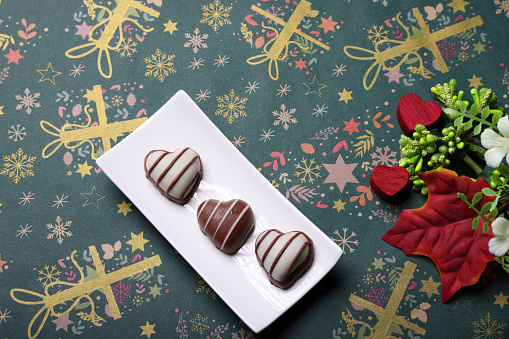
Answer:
[46, 216, 72, 244]
[19, 191, 35, 205]
[273, 104, 297, 130]
[260, 128, 274, 142]
[331, 228, 358, 253]
[16, 224, 32, 238]
[231, 135, 245, 148]
[0, 309, 11, 324]
[245, 81, 260, 94]
[195, 89, 211, 102]
[276, 83, 291, 97]
[495, 0, 509, 18]
[184, 28, 209, 53]
[15, 88, 41, 114]
[312, 104, 328, 117]
[332, 64, 347, 77]
[52, 194, 68, 208]
[8, 125, 26, 141]
[213, 55, 229, 67]
[189, 57, 205, 70]
[69, 64, 85, 77]
[112, 280, 132, 304]
[371, 145, 397, 166]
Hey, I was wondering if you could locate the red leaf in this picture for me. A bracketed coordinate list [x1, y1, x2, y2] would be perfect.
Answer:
[333, 140, 348, 153]
[279, 155, 286, 166]
[263, 161, 272, 168]
[316, 200, 328, 208]
[27, 23, 36, 31]
[244, 14, 258, 26]
[270, 151, 282, 158]
[382, 169, 495, 303]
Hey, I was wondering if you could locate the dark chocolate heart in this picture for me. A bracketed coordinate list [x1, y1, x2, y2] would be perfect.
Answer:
[144, 148, 202, 205]
[397, 93, 442, 136]
[197, 199, 255, 254]
[370, 165, 409, 202]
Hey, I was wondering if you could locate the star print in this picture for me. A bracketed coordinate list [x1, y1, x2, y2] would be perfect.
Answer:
[447, 0, 469, 13]
[140, 321, 156, 338]
[302, 76, 327, 97]
[343, 118, 360, 136]
[76, 161, 93, 178]
[117, 200, 132, 216]
[81, 186, 106, 209]
[163, 19, 178, 34]
[493, 291, 509, 308]
[4, 48, 23, 65]
[323, 154, 358, 193]
[75, 21, 93, 39]
[473, 41, 485, 54]
[37, 62, 61, 85]
[371, 257, 386, 270]
[0, 106, 3, 114]
[294, 58, 307, 71]
[318, 15, 338, 34]
[148, 284, 162, 298]
[384, 67, 404, 84]
[333, 199, 346, 212]
[52, 313, 74, 332]
[453, 297, 476, 311]
[419, 276, 441, 298]
[468, 75, 483, 90]
[338, 88, 353, 104]
[127, 232, 149, 252]
[0, 253, 7, 273]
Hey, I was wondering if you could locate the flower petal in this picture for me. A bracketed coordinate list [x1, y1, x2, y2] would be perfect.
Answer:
[488, 237, 509, 257]
[485, 147, 508, 168]
[481, 129, 507, 148]
[492, 217, 509, 238]
[498, 116, 509, 138]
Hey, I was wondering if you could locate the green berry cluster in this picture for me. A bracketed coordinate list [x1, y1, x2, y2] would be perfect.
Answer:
[490, 169, 506, 189]
[431, 79, 467, 111]
[399, 124, 464, 195]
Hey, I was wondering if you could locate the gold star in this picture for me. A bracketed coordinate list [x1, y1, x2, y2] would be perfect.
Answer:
[473, 41, 486, 54]
[140, 321, 156, 338]
[76, 161, 93, 178]
[338, 88, 353, 104]
[447, 0, 469, 13]
[333, 199, 345, 212]
[148, 284, 162, 298]
[117, 200, 132, 216]
[127, 232, 149, 252]
[302, 76, 327, 97]
[81, 186, 106, 209]
[0, 106, 4, 115]
[37, 62, 61, 85]
[454, 297, 476, 311]
[419, 276, 441, 298]
[494, 291, 509, 309]
[468, 75, 483, 90]
[371, 257, 386, 270]
[163, 19, 178, 34]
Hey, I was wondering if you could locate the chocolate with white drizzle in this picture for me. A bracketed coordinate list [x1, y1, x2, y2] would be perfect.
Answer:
[144, 148, 202, 205]
[255, 229, 314, 289]
[197, 199, 255, 254]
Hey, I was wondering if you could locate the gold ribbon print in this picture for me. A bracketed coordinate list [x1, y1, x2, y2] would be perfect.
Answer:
[247, 0, 330, 81]
[40, 85, 147, 160]
[344, 8, 483, 90]
[11, 246, 162, 339]
[65, 0, 160, 78]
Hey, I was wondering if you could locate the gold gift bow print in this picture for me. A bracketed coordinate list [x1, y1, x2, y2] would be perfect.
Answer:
[65, 0, 160, 78]
[246, 0, 330, 81]
[344, 8, 483, 91]
[40, 85, 147, 159]
[11, 246, 162, 339]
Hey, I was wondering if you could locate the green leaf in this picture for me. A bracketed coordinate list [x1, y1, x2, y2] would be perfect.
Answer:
[473, 123, 482, 135]
[480, 201, 493, 213]
[472, 192, 484, 205]
[481, 107, 490, 120]
[493, 111, 502, 125]
[444, 108, 462, 120]
[490, 175, 503, 186]
[464, 120, 473, 130]
[454, 116, 463, 127]
[460, 101, 468, 114]
[488, 208, 498, 219]
[482, 188, 498, 197]
[457, 192, 468, 203]
[471, 102, 479, 116]
[483, 221, 490, 233]
[75, 301, 91, 310]
[472, 215, 480, 230]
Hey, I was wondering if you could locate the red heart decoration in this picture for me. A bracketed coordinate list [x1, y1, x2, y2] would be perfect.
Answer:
[397, 93, 442, 136]
[370, 165, 409, 202]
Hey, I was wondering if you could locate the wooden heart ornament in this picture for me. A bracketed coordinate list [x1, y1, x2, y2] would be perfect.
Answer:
[197, 199, 255, 254]
[370, 165, 409, 202]
[255, 229, 314, 289]
[397, 93, 442, 136]
[144, 148, 202, 205]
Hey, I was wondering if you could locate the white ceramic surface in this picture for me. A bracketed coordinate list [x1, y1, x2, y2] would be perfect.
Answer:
[96, 90, 343, 333]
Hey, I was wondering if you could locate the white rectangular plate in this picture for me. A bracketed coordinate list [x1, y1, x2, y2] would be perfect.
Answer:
[97, 90, 343, 332]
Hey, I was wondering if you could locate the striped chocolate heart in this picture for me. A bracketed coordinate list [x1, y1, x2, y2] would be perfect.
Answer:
[144, 148, 202, 205]
[255, 229, 314, 289]
[197, 199, 255, 254]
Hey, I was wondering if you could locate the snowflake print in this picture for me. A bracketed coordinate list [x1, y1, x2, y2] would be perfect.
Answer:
[112, 280, 132, 304]
[276, 83, 291, 96]
[472, 313, 506, 339]
[260, 128, 274, 142]
[367, 25, 388, 44]
[69, 64, 85, 77]
[133, 295, 144, 306]
[273, 104, 297, 130]
[331, 228, 358, 253]
[115, 37, 137, 57]
[364, 286, 389, 307]
[294, 158, 321, 183]
[231, 136, 245, 148]
[215, 89, 248, 124]
[0, 67, 9, 84]
[232, 328, 255, 339]
[195, 89, 211, 102]
[111, 95, 123, 107]
[19, 191, 35, 205]
[8, 125, 26, 141]
[0, 309, 11, 324]
[437, 39, 457, 60]
[458, 51, 469, 62]
[312, 104, 328, 117]
[267, 5, 285, 24]
[37, 265, 61, 286]
[52, 194, 68, 208]
[1, 148, 36, 183]
[16, 224, 32, 238]
[494, 0, 509, 18]
[189, 57, 205, 70]
[190, 314, 210, 334]
[15, 88, 41, 114]
[363, 274, 373, 285]
[184, 28, 209, 53]
[371, 145, 397, 166]
[332, 64, 347, 77]
[214, 55, 229, 67]
[201, 0, 232, 32]
[144, 49, 176, 82]
[46, 216, 72, 244]
[245, 81, 260, 94]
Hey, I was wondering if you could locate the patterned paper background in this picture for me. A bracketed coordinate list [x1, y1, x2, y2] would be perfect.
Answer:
[0, 0, 508, 338]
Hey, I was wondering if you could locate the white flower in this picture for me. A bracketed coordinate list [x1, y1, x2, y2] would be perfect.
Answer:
[488, 217, 509, 257]
[481, 115, 509, 168]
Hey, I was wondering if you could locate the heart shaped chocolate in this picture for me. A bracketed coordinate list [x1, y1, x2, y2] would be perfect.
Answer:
[255, 229, 313, 289]
[397, 93, 442, 136]
[144, 148, 202, 205]
[197, 199, 255, 254]
[370, 165, 409, 202]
